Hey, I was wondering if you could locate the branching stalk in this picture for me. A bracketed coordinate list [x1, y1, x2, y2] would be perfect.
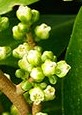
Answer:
[32, 103, 42, 115]
[0, 70, 31, 115]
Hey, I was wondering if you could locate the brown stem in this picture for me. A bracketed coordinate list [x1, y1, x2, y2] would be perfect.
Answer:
[32, 103, 42, 115]
[26, 33, 36, 48]
[16, 77, 34, 95]
[0, 70, 31, 115]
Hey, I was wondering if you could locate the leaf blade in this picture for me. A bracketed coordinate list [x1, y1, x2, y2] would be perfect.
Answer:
[0, 0, 39, 15]
[63, 6, 82, 115]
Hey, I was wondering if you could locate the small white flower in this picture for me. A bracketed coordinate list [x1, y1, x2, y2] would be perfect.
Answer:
[41, 60, 56, 77]
[44, 85, 55, 101]
[0, 46, 11, 60]
[29, 87, 44, 105]
[35, 23, 51, 39]
[16, 5, 32, 23]
[27, 50, 41, 66]
[13, 43, 31, 58]
[18, 54, 33, 72]
[55, 60, 71, 78]
[30, 67, 45, 82]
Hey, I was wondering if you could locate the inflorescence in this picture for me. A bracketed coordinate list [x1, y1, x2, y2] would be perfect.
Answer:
[0, 5, 71, 115]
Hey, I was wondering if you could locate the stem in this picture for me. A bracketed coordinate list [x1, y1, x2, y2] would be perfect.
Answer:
[32, 103, 42, 115]
[26, 33, 36, 48]
[0, 70, 31, 115]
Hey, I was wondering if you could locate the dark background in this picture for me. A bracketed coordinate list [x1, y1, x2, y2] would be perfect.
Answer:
[30, 0, 82, 14]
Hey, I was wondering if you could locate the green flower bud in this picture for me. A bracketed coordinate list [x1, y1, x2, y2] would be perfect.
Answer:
[29, 87, 44, 105]
[30, 67, 45, 82]
[12, 26, 25, 40]
[35, 23, 51, 39]
[48, 75, 57, 85]
[23, 92, 32, 104]
[34, 46, 42, 53]
[16, 5, 32, 23]
[15, 69, 24, 78]
[18, 55, 33, 72]
[36, 112, 48, 115]
[0, 46, 11, 60]
[21, 81, 32, 91]
[27, 50, 41, 66]
[31, 9, 40, 23]
[41, 60, 56, 77]
[0, 17, 9, 32]
[39, 82, 47, 89]
[44, 85, 55, 101]
[53, 55, 57, 62]
[15, 69, 29, 80]
[55, 60, 71, 78]
[13, 43, 31, 58]
[18, 22, 29, 33]
[41, 51, 54, 62]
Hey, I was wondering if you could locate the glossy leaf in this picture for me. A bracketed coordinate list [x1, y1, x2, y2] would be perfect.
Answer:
[63, 6, 82, 115]
[0, 0, 39, 15]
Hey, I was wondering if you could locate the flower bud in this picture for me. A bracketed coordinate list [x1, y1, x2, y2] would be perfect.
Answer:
[0, 46, 11, 60]
[39, 82, 47, 89]
[13, 43, 31, 58]
[55, 60, 71, 78]
[23, 92, 32, 104]
[44, 85, 55, 101]
[31, 9, 40, 23]
[30, 67, 45, 82]
[41, 60, 56, 77]
[34, 46, 42, 53]
[29, 87, 44, 105]
[36, 112, 48, 115]
[0, 17, 9, 32]
[15, 69, 24, 78]
[16, 5, 32, 23]
[18, 55, 33, 72]
[12, 26, 25, 40]
[35, 23, 51, 39]
[27, 50, 41, 66]
[48, 75, 57, 85]
[18, 22, 29, 33]
[41, 51, 54, 62]
[21, 81, 32, 91]
[15, 69, 29, 80]
[53, 55, 57, 62]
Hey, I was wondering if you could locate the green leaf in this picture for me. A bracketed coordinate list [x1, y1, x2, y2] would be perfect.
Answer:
[63, 6, 82, 115]
[0, 0, 39, 15]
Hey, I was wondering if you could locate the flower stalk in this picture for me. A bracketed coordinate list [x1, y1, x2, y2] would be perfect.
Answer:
[0, 70, 31, 115]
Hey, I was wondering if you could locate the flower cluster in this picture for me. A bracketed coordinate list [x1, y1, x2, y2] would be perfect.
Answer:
[0, 4, 71, 115]
[11, 5, 71, 115]
[12, 5, 51, 41]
